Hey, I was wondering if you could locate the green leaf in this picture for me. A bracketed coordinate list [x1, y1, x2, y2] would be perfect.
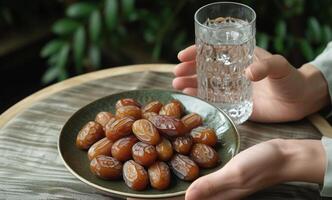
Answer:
[66, 2, 96, 18]
[52, 18, 80, 35]
[307, 17, 321, 42]
[40, 40, 65, 57]
[284, 36, 295, 54]
[57, 44, 70, 70]
[144, 29, 155, 43]
[58, 68, 69, 81]
[275, 20, 286, 39]
[273, 37, 284, 53]
[122, 0, 135, 18]
[42, 66, 60, 84]
[89, 10, 102, 44]
[128, 12, 138, 22]
[322, 25, 332, 43]
[105, 0, 118, 31]
[89, 45, 101, 68]
[47, 53, 59, 66]
[42, 44, 69, 84]
[299, 40, 314, 61]
[73, 26, 86, 73]
[257, 33, 269, 49]
[284, 0, 304, 15]
[152, 42, 162, 60]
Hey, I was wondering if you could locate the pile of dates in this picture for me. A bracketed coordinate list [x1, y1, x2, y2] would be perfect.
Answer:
[76, 98, 220, 191]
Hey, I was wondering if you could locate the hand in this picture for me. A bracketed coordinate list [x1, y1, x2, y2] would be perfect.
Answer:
[173, 45, 330, 122]
[185, 139, 325, 200]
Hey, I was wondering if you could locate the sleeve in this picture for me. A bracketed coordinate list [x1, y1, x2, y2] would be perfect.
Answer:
[310, 41, 332, 112]
[321, 137, 332, 196]
[310, 42, 332, 196]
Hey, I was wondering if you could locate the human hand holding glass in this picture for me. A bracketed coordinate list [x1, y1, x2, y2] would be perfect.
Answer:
[173, 45, 330, 122]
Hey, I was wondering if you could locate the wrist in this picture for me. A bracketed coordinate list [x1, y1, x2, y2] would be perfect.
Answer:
[278, 139, 325, 184]
[298, 63, 330, 114]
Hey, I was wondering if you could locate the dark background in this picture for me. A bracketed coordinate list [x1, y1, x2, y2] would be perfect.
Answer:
[1, 0, 331, 113]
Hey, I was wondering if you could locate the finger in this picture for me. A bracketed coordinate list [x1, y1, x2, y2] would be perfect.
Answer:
[186, 167, 237, 200]
[246, 54, 292, 81]
[185, 176, 214, 200]
[254, 47, 272, 60]
[183, 88, 197, 96]
[186, 174, 221, 200]
[173, 61, 196, 77]
[172, 76, 197, 90]
[185, 173, 253, 200]
[178, 45, 196, 62]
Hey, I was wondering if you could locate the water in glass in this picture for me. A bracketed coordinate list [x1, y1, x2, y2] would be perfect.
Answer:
[196, 17, 254, 124]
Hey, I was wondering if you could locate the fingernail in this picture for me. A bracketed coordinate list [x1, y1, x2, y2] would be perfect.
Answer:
[178, 50, 184, 60]
[245, 67, 254, 81]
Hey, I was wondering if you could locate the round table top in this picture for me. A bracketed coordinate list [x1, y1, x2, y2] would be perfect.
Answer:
[0, 63, 330, 199]
[0, 64, 175, 128]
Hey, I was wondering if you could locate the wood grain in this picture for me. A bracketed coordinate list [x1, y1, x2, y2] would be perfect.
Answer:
[308, 114, 332, 138]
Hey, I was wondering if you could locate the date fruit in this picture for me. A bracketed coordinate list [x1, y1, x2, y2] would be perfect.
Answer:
[190, 143, 219, 168]
[115, 98, 141, 109]
[159, 100, 183, 118]
[148, 161, 171, 190]
[111, 136, 138, 162]
[181, 113, 203, 130]
[149, 115, 187, 137]
[132, 142, 157, 167]
[142, 101, 163, 113]
[116, 105, 141, 120]
[190, 126, 218, 146]
[76, 121, 104, 150]
[90, 155, 122, 180]
[170, 154, 199, 181]
[105, 117, 134, 142]
[172, 135, 193, 155]
[95, 112, 115, 128]
[123, 160, 148, 190]
[156, 137, 173, 161]
[142, 112, 157, 120]
[132, 119, 160, 145]
[88, 137, 113, 160]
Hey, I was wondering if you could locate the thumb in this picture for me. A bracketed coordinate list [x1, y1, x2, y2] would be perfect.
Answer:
[185, 168, 234, 200]
[246, 54, 293, 81]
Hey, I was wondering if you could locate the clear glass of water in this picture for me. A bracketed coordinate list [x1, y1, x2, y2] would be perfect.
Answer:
[194, 2, 256, 124]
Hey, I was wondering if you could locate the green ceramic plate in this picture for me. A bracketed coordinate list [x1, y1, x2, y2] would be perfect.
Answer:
[58, 89, 240, 199]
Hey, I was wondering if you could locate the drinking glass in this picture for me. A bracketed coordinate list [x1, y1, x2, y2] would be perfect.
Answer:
[195, 2, 256, 124]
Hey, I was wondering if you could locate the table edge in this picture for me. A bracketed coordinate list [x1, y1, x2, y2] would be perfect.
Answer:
[0, 64, 175, 128]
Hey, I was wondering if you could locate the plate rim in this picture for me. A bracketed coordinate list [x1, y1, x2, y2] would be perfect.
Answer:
[57, 89, 240, 198]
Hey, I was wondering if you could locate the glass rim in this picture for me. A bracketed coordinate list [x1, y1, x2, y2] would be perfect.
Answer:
[194, 1, 256, 30]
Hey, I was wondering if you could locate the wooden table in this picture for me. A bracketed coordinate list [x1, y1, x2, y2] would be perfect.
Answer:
[0, 64, 331, 200]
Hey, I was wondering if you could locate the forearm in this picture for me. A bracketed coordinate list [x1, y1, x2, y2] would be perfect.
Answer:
[280, 139, 325, 184]
[299, 63, 330, 115]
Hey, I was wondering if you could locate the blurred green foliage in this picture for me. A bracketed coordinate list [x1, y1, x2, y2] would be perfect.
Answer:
[39, 0, 332, 83]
